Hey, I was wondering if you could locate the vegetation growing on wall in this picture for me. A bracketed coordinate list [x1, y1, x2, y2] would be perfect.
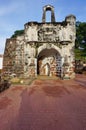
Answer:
[11, 30, 24, 38]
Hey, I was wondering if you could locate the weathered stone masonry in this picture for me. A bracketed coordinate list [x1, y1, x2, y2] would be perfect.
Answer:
[3, 5, 76, 79]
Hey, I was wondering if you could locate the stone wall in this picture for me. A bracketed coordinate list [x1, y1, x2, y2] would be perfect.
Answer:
[3, 39, 17, 75]
[3, 5, 76, 79]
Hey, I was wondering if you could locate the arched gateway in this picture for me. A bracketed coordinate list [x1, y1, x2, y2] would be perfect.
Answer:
[37, 48, 61, 77]
[3, 5, 76, 79]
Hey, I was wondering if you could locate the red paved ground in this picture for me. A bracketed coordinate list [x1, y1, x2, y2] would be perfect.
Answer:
[0, 74, 86, 130]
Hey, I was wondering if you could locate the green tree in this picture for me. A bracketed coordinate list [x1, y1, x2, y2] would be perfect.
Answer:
[11, 30, 24, 38]
[75, 21, 86, 61]
[76, 21, 86, 49]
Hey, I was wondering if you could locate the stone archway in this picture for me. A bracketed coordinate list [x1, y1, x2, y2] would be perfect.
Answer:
[37, 48, 61, 77]
[40, 63, 50, 76]
[45, 63, 50, 76]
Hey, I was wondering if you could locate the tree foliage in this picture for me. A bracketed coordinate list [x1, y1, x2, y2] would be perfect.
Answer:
[11, 30, 24, 38]
[75, 21, 86, 61]
[76, 21, 86, 49]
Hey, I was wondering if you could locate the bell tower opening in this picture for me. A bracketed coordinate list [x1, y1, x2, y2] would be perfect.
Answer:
[42, 5, 56, 23]
[46, 11, 51, 22]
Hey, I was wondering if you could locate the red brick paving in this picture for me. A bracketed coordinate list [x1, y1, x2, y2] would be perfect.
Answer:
[0, 74, 86, 130]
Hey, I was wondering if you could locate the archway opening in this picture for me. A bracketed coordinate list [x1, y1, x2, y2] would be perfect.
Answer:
[46, 11, 51, 22]
[37, 48, 61, 77]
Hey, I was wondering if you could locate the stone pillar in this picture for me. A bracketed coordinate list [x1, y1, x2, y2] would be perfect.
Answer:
[34, 58, 37, 76]
[42, 8, 46, 23]
[27, 58, 36, 77]
[51, 8, 55, 22]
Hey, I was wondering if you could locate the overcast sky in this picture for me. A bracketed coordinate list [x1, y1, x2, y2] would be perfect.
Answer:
[0, 0, 86, 54]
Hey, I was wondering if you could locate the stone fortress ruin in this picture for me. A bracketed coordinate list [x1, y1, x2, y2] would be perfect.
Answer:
[3, 5, 76, 79]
